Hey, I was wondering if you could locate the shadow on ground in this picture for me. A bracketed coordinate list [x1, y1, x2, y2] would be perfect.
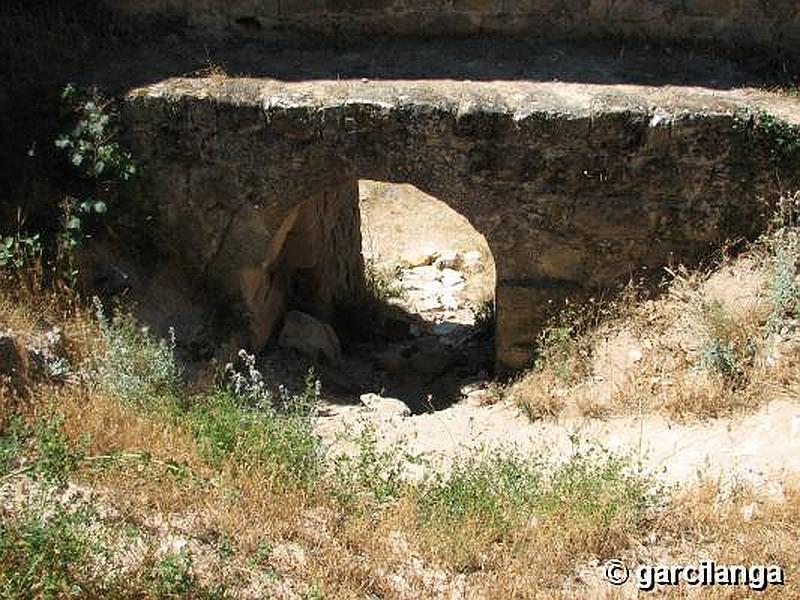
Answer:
[84, 35, 785, 95]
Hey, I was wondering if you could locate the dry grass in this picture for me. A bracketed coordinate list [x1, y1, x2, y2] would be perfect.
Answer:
[650, 481, 800, 599]
[1, 319, 661, 598]
[2, 233, 799, 597]
[508, 228, 800, 422]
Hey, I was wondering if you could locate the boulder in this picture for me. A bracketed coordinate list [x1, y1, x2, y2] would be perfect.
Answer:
[0, 328, 71, 392]
[462, 250, 482, 267]
[278, 311, 342, 363]
[360, 392, 411, 418]
[401, 265, 440, 287]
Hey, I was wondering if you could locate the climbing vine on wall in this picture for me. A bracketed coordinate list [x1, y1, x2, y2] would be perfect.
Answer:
[53, 84, 137, 286]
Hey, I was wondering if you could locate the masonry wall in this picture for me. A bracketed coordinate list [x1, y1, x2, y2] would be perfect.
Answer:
[226, 180, 364, 349]
[121, 78, 785, 372]
[108, 0, 800, 56]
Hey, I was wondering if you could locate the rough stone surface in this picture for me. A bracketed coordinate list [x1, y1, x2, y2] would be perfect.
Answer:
[0, 329, 70, 393]
[278, 311, 343, 364]
[106, 0, 800, 58]
[122, 76, 792, 371]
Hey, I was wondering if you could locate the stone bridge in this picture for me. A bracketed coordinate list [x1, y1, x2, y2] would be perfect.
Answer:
[122, 77, 790, 371]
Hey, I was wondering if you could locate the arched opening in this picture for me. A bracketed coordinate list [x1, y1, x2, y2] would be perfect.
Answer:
[331, 179, 497, 413]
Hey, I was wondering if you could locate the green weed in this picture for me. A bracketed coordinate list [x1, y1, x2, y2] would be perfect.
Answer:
[92, 299, 182, 408]
[0, 416, 29, 476]
[0, 498, 97, 599]
[419, 443, 657, 544]
[187, 360, 323, 490]
[149, 550, 197, 598]
[697, 300, 756, 383]
[756, 113, 800, 171]
[32, 415, 82, 488]
[364, 258, 404, 303]
[328, 423, 409, 507]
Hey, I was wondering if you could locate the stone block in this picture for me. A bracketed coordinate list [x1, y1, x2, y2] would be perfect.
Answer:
[453, 0, 501, 13]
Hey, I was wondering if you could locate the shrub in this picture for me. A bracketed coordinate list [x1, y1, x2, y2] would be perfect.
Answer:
[364, 258, 404, 302]
[532, 300, 595, 384]
[535, 444, 657, 530]
[32, 415, 82, 488]
[765, 226, 800, 333]
[756, 113, 800, 171]
[419, 449, 542, 535]
[52, 84, 137, 288]
[149, 550, 197, 598]
[0, 416, 29, 476]
[55, 84, 136, 185]
[0, 232, 41, 275]
[697, 300, 757, 383]
[91, 299, 182, 408]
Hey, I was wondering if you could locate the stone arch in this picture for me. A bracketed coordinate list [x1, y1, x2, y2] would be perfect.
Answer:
[123, 79, 779, 372]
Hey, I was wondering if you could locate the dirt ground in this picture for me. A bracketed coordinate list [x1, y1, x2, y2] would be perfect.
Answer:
[359, 180, 495, 306]
[306, 183, 800, 498]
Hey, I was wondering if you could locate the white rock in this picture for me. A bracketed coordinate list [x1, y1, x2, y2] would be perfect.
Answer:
[360, 393, 411, 418]
[278, 311, 342, 363]
[440, 268, 464, 287]
[408, 293, 442, 312]
[628, 349, 643, 363]
[441, 293, 459, 310]
[402, 265, 440, 284]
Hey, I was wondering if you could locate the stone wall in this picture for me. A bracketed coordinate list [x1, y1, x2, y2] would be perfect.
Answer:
[107, 0, 800, 57]
[122, 78, 784, 372]
[184, 177, 363, 350]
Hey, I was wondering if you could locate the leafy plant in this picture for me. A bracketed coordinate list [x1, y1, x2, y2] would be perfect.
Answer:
[535, 443, 658, 529]
[92, 299, 182, 408]
[328, 423, 410, 507]
[32, 415, 82, 488]
[55, 84, 135, 186]
[150, 550, 197, 598]
[188, 360, 323, 489]
[419, 449, 543, 535]
[0, 416, 30, 476]
[764, 192, 800, 333]
[471, 298, 495, 334]
[0, 232, 41, 273]
[52, 84, 136, 286]
[756, 113, 800, 171]
[417, 443, 659, 568]
[766, 237, 800, 332]
[697, 300, 756, 383]
[364, 258, 404, 302]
